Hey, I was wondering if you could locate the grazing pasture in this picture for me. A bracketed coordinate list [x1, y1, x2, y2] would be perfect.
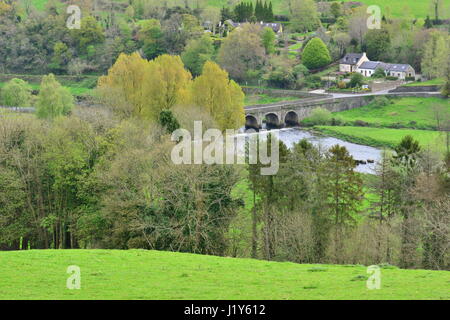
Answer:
[0, 250, 449, 299]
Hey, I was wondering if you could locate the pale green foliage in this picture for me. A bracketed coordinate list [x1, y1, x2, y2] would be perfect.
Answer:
[289, 0, 321, 32]
[261, 27, 276, 54]
[308, 107, 332, 125]
[181, 34, 215, 76]
[0, 78, 32, 107]
[36, 74, 74, 119]
[421, 31, 449, 79]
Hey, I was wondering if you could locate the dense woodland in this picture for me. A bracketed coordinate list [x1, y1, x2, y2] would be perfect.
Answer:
[0, 0, 449, 271]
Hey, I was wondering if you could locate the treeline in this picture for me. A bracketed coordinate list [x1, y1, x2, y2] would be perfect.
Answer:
[232, 1, 275, 22]
[240, 136, 450, 270]
[1, 107, 448, 270]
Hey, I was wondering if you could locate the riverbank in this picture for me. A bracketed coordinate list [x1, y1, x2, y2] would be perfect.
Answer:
[314, 126, 446, 153]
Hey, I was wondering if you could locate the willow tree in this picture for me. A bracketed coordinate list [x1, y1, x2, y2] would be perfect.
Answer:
[36, 74, 73, 119]
[98, 53, 192, 121]
[191, 61, 245, 131]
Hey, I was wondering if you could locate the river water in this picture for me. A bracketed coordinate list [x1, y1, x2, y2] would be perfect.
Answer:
[236, 128, 381, 174]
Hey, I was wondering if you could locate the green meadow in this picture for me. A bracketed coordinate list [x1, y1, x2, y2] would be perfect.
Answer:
[316, 126, 445, 152]
[0, 249, 449, 300]
[0, 81, 93, 96]
[332, 97, 450, 130]
[29, 0, 439, 18]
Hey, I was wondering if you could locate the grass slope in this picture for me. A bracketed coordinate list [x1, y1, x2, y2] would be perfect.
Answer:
[0, 249, 449, 300]
[343, 0, 439, 19]
[316, 126, 446, 152]
[332, 97, 450, 130]
[30, 0, 438, 18]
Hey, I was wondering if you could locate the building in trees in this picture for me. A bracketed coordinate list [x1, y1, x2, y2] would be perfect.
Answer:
[224, 20, 283, 34]
[340, 53, 416, 79]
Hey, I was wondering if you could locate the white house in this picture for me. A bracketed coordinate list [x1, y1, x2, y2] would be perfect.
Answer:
[339, 52, 369, 73]
[340, 53, 416, 80]
[224, 20, 283, 34]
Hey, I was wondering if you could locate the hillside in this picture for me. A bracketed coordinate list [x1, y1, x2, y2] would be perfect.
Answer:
[29, 0, 441, 18]
[0, 250, 449, 299]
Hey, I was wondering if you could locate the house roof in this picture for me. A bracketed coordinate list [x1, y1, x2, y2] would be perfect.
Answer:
[359, 61, 383, 70]
[226, 20, 282, 33]
[340, 53, 364, 65]
[382, 63, 413, 72]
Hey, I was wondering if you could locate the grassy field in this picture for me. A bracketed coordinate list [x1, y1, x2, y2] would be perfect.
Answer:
[0, 81, 92, 96]
[332, 97, 450, 130]
[405, 78, 446, 87]
[29, 0, 441, 18]
[316, 126, 446, 152]
[0, 249, 449, 300]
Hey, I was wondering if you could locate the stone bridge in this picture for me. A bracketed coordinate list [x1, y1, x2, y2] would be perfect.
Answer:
[245, 95, 376, 129]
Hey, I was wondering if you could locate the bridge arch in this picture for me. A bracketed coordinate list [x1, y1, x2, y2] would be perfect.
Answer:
[245, 115, 259, 130]
[264, 113, 280, 129]
[284, 111, 299, 127]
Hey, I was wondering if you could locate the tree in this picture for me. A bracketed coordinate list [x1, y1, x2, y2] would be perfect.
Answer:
[36, 74, 73, 119]
[349, 72, 364, 88]
[393, 135, 421, 168]
[421, 31, 449, 79]
[181, 34, 215, 76]
[0, 78, 32, 107]
[349, 7, 369, 47]
[98, 53, 192, 120]
[191, 61, 245, 131]
[330, 2, 342, 19]
[301, 38, 331, 70]
[201, 7, 221, 35]
[218, 23, 266, 82]
[158, 109, 180, 134]
[324, 145, 363, 263]
[364, 29, 391, 61]
[289, 0, 321, 33]
[372, 67, 386, 78]
[424, 15, 433, 28]
[50, 42, 72, 73]
[138, 19, 166, 60]
[71, 16, 104, 53]
[261, 27, 276, 54]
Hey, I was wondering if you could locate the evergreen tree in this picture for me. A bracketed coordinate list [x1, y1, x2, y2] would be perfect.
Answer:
[268, 2, 274, 22]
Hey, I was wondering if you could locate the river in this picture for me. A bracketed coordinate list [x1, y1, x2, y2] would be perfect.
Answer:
[236, 128, 381, 174]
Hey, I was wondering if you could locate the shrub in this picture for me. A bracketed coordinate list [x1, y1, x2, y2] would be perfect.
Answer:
[371, 68, 386, 78]
[354, 120, 369, 127]
[0, 78, 32, 107]
[349, 73, 364, 88]
[301, 38, 331, 70]
[370, 96, 391, 108]
[305, 75, 322, 89]
[308, 107, 332, 125]
[386, 76, 398, 81]
[337, 81, 346, 89]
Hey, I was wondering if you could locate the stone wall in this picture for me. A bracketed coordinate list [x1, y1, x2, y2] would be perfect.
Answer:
[389, 85, 441, 93]
[242, 87, 331, 99]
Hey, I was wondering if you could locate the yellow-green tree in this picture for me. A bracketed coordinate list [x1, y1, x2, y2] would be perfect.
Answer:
[146, 54, 192, 118]
[98, 53, 192, 121]
[191, 61, 245, 130]
[97, 52, 152, 118]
